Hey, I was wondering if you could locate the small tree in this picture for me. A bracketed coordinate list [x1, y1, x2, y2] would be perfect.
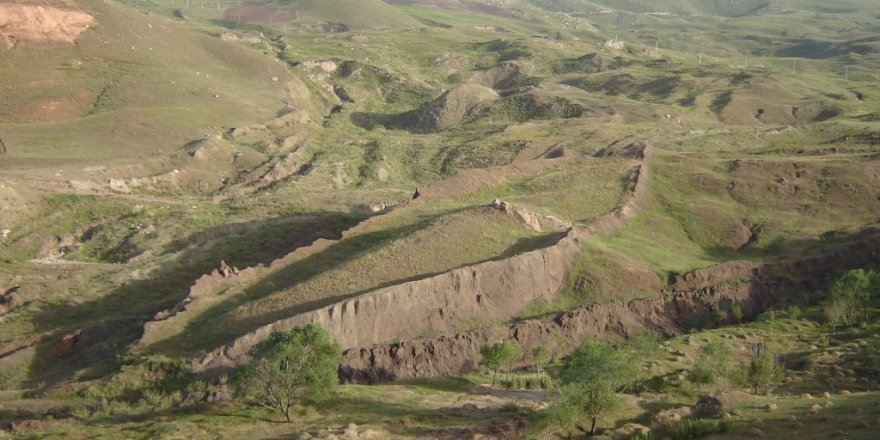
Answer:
[731, 304, 744, 325]
[531, 345, 551, 379]
[480, 341, 520, 384]
[825, 269, 877, 327]
[738, 344, 783, 395]
[235, 324, 341, 423]
[553, 338, 638, 436]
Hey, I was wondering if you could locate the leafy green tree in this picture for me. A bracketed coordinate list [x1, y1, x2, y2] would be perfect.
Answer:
[553, 338, 638, 435]
[825, 269, 878, 327]
[235, 324, 341, 423]
[731, 304, 744, 325]
[531, 345, 551, 378]
[480, 341, 520, 384]
[739, 345, 783, 395]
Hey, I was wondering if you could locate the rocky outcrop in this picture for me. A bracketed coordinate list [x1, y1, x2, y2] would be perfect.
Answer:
[191, 228, 581, 374]
[491, 199, 572, 232]
[339, 230, 880, 383]
[0, 4, 94, 47]
[256, 153, 307, 189]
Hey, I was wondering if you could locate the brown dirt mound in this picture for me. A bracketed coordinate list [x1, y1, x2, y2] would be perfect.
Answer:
[400, 84, 499, 133]
[0, 3, 94, 47]
[192, 229, 581, 375]
[470, 61, 537, 90]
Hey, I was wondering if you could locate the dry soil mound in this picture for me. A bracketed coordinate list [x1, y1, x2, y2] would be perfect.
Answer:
[401, 84, 499, 133]
[0, 4, 93, 47]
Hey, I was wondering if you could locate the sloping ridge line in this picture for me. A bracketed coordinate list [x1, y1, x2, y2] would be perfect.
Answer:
[191, 146, 653, 374]
[340, 232, 880, 383]
[136, 208, 399, 349]
[192, 228, 582, 374]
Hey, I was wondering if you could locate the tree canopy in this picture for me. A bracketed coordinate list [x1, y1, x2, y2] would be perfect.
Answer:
[235, 324, 341, 423]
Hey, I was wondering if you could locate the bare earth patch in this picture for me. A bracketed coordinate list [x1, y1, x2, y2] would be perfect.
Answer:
[0, 4, 94, 47]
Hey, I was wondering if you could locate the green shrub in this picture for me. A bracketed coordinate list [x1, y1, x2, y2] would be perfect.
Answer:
[667, 418, 717, 440]
[627, 432, 655, 440]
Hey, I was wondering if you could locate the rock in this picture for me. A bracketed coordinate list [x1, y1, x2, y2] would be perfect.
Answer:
[295, 433, 313, 440]
[840, 389, 851, 395]
[823, 401, 833, 408]
[343, 423, 359, 439]
[514, 208, 542, 232]
[490, 199, 512, 214]
[694, 395, 723, 417]
[218, 260, 239, 278]
[610, 423, 650, 440]
[765, 403, 778, 412]
[748, 428, 765, 438]
[809, 404, 823, 414]
[822, 392, 832, 398]
[801, 393, 814, 400]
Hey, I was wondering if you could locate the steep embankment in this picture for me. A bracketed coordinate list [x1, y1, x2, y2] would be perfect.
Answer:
[192, 228, 580, 374]
[340, 230, 880, 383]
[190, 145, 654, 374]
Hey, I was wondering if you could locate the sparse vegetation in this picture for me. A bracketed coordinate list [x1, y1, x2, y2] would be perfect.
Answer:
[2, 0, 880, 437]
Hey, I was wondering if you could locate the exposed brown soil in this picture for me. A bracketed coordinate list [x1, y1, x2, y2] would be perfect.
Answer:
[398, 84, 499, 133]
[0, 3, 94, 47]
[189, 146, 654, 375]
[340, 230, 880, 383]
[191, 228, 581, 375]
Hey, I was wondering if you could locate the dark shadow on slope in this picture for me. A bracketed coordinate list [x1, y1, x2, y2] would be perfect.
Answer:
[24, 213, 363, 389]
[151, 227, 565, 357]
[775, 37, 879, 59]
